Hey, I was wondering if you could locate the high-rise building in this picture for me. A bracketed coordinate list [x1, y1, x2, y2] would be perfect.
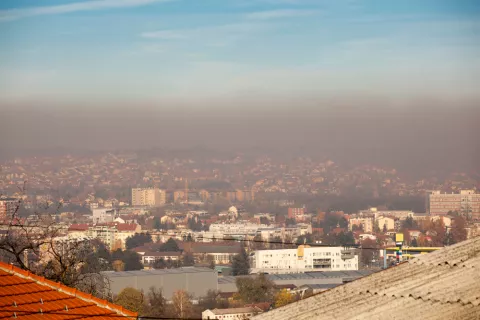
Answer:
[131, 188, 166, 207]
[0, 198, 19, 220]
[429, 190, 480, 219]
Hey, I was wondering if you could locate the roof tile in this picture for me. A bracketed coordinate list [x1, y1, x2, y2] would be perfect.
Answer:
[0, 261, 137, 319]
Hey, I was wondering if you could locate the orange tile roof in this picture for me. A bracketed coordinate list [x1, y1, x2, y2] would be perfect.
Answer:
[0, 262, 137, 319]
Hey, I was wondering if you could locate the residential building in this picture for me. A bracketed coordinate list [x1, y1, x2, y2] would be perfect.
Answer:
[375, 216, 395, 231]
[348, 217, 374, 233]
[429, 190, 480, 218]
[131, 187, 166, 207]
[209, 222, 268, 236]
[288, 207, 305, 219]
[67, 224, 90, 238]
[250, 245, 358, 274]
[360, 207, 414, 220]
[86, 224, 117, 250]
[0, 261, 137, 319]
[202, 307, 263, 320]
[79, 223, 141, 250]
[252, 237, 480, 320]
[92, 208, 117, 224]
[256, 225, 312, 242]
[115, 223, 141, 249]
[253, 213, 275, 223]
[0, 197, 18, 220]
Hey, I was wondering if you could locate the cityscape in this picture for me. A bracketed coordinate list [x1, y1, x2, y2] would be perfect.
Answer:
[1, 0, 480, 319]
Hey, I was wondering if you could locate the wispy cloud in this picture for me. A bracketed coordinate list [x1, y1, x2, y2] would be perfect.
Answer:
[246, 9, 318, 20]
[0, 0, 174, 22]
[141, 30, 186, 39]
[141, 22, 268, 47]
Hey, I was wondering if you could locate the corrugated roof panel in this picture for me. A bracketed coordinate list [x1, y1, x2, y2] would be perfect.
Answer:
[253, 237, 480, 320]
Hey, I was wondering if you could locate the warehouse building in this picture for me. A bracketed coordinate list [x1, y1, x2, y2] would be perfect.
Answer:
[218, 270, 375, 293]
[102, 267, 217, 299]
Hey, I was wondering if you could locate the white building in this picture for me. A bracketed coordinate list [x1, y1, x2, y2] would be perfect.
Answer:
[202, 307, 262, 320]
[251, 245, 358, 274]
[358, 208, 414, 220]
[209, 222, 268, 236]
[92, 208, 117, 224]
[375, 216, 395, 231]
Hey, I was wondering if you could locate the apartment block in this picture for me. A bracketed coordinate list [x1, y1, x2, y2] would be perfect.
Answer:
[429, 190, 480, 219]
[131, 188, 166, 207]
[251, 246, 358, 274]
[0, 198, 18, 220]
[288, 207, 305, 219]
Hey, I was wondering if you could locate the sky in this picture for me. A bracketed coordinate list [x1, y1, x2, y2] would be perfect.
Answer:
[0, 0, 479, 104]
[0, 1, 479, 171]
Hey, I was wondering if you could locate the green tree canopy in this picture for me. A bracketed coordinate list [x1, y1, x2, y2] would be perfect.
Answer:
[112, 249, 143, 271]
[126, 233, 152, 250]
[235, 274, 275, 304]
[114, 287, 145, 314]
[159, 238, 181, 252]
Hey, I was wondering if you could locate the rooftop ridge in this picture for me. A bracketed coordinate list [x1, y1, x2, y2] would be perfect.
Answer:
[0, 261, 138, 318]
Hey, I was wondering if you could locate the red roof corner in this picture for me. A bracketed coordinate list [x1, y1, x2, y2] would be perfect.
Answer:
[0, 261, 137, 319]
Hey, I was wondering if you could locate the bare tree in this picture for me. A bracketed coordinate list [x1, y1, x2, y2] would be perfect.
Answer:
[172, 289, 194, 319]
[0, 184, 111, 298]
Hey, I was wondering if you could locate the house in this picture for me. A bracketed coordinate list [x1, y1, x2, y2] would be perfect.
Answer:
[202, 307, 263, 320]
[0, 261, 137, 319]
[253, 236, 480, 320]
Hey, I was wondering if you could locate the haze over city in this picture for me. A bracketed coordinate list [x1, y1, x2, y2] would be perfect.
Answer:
[1, 2, 480, 319]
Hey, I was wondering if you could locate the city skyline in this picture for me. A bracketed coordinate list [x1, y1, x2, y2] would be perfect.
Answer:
[1, 0, 479, 104]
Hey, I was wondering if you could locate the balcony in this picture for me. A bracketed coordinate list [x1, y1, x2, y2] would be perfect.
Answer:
[313, 259, 331, 268]
[341, 249, 355, 260]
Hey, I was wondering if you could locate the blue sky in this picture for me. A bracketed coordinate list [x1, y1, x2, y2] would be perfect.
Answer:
[0, 0, 479, 104]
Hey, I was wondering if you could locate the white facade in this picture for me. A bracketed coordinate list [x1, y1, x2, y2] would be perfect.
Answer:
[376, 216, 395, 231]
[202, 307, 260, 320]
[92, 208, 117, 224]
[251, 246, 358, 274]
[209, 222, 268, 235]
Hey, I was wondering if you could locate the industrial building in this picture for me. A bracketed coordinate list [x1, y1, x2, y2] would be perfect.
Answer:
[218, 270, 375, 293]
[250, 246, 358, 274]
[102, 267, 217, 299]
